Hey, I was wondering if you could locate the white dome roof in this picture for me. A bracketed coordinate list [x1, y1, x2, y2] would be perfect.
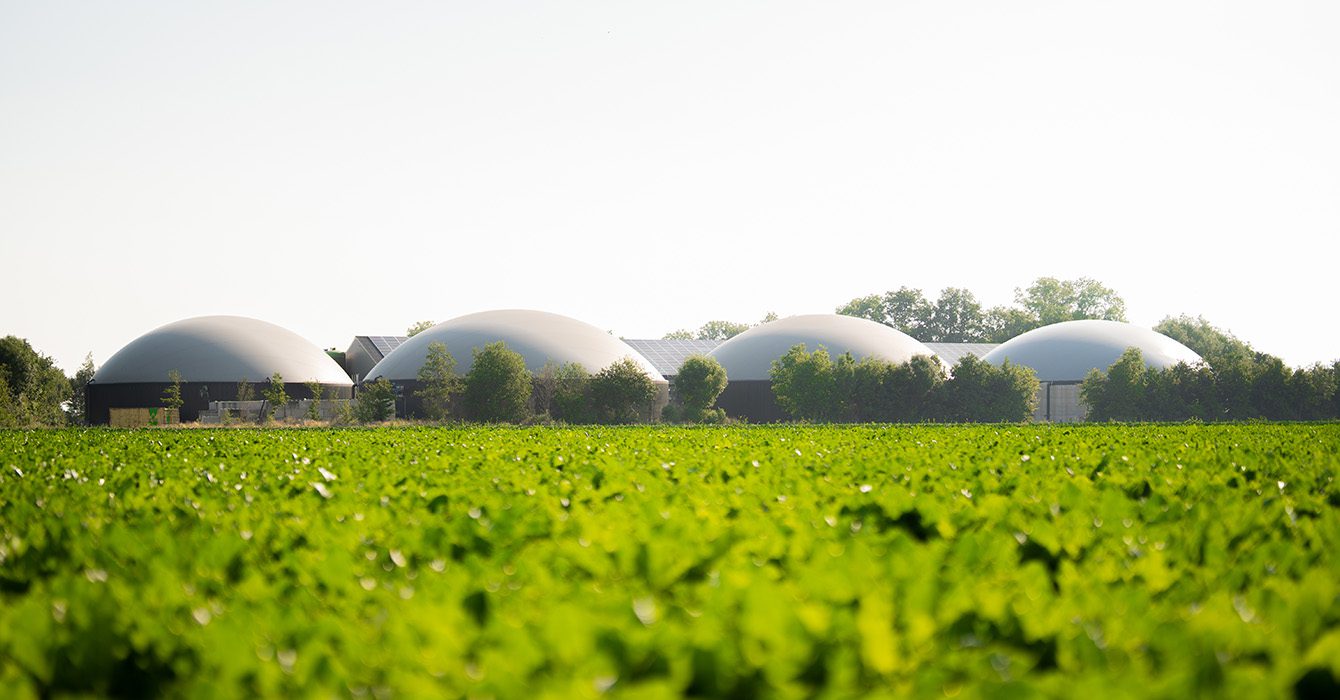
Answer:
[707, 314, 937, 381]
[366, 309, 665, 382]
[982, 320, 1203, 382]
[93, 316, 352, 385]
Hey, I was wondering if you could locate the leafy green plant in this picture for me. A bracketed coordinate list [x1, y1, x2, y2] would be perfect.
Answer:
[463, 342, 531, 423]
[415, 342, 459, 421]
[355, 378, 395, 423]
[162, 369, 184, 412]
[672, 355, 727, 422]
[588, 357, 656, 424]
[262, 372, 287, 421]
[1, 425, 1336, 698]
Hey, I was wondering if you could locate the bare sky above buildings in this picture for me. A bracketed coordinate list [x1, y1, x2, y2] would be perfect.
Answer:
[2, 1, 1337, 373]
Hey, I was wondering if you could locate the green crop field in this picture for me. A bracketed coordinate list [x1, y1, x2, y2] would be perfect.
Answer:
[1, 425, 1337, 699]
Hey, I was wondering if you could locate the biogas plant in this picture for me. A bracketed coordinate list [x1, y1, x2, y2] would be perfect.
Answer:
[86, 310, 1201, 426]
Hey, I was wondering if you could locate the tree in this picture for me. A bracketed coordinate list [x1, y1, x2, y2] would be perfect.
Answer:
[1153, 315, 1253, 368]
[770, 345, 836, 422]
[0, 336, 71, 427]
[355, 378, 395, 422]
[673, 355, 728, 422]
[236, 377, 256, 403]
[839, 356, 895, 422]
[696, 321, 750, 341]
[305, 378, 324, 421]
[923, 287, 988, 342]
[662, 329, 695, 340]
[464, 342, 531, 422]
[415, 341, 460, 421]
[263, 372, 288, 421]
[1081, 348, 1147, 421]
[1289, 364, 1339, 421]
[1016, 277, 1126, 326]
[0, 375, 18, 428]
[759, 312, 780, 324]
[163, 369, 185, 413]
[885, 355, 947, 422]
[882, 288, 933, 337]
[406, 320, 435, 338]
[836, 287, 932, 337]
[68, 353, 95, 425]
[1249, 355, 1293, 420]
[838, 277, 1126, 344]
[551, 363, 592, 423]
[983, 307, 1038, 343]
[835, 295, 887, 324]
[589, 358, 657, 424]
[1144, 362, 1218, 421]
[939, 355, 1037, 422]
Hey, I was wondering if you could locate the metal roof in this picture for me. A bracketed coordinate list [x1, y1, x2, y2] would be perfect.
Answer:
[922, 342, 999, 366]
[622, 339, 722, 377]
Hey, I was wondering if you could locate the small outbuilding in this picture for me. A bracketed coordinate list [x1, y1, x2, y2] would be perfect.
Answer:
[981, 319, 1204, 421]
[707, 314, 938, 422]
[86, 316, 353, 424]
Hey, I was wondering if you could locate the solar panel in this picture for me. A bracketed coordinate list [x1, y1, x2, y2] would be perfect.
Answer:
[922, 342, 998, 366]
[369, 336, 407, 358]
[623, 339, 723, 377]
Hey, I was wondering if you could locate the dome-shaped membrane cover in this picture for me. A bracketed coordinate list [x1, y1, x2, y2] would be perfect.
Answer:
[93, 316, 352, 385]
[707, 314, 937, 381]
[981, 319, 1203, 382]
[367, 309, 664, 382]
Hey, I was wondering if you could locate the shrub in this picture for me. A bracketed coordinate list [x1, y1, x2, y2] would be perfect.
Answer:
[163, 369, 184, 412]
[589, 358, 657, 424]
[546, 363, 591, 423]
[464, 342, 531, 423]
[673, 355, 728, 422]
[939, 355, 1038, 422]
[262, 373, 289, 421]
[305, 379, 324, 421]
[0, 336, 71, 427]
[770, 345, 835, 422]
[415, 342, 460, 421]
[355, 378, 395, 423]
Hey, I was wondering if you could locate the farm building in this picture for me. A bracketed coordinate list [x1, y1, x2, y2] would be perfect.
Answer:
[86, 316, 353, 425]
[982, 320, 1204, 421]
[344, 335, 407, 383]
[364, 309, 668, 418]
[703, 314, 939, 422]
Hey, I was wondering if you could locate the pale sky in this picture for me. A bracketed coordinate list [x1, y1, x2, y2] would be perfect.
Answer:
[3, 1, 1337, 374]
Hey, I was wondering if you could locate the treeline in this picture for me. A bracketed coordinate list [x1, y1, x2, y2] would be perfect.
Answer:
[1079, 315, 1340, 422]
[0, 336, 93, 428]
[1083, 349, 1340, 422]
[836, 277, 1126, 343]
[671, 277, 1129, 344]
[359, 341, 666, 425]
[769, 346, 1039, 422]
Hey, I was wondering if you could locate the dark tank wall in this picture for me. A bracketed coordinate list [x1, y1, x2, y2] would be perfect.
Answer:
[714, 380, 786, 423]
[86, 382, 352, 424]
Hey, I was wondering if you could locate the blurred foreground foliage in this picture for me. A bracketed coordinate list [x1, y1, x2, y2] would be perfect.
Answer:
[0, 424, 1337, 698]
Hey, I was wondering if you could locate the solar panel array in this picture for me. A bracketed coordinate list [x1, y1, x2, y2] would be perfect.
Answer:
[367, 336, 407, 360]
[622, 339, 723, 377]
[922, 342, 999, 366]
